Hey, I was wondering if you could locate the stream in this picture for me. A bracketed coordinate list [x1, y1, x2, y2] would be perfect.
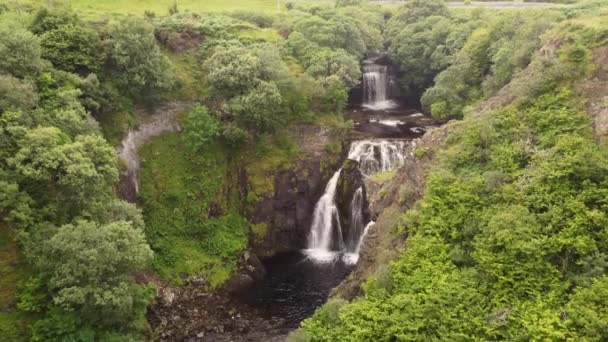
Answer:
[238, 56, 438, 331]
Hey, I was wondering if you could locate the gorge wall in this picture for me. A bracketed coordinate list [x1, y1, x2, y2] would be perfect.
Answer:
[246, 124, 348, 258]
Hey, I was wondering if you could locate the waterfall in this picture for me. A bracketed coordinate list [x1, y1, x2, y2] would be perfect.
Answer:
[362, 62, 397, 111]
[306, 169, 343, 262]
[305, 139, 406, 264]
[348, 140, 406, 176]
[343, 221, 375, 265]
[346, 187, 365, 252]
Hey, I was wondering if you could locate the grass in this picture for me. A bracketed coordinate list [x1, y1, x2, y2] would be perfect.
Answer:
[22, 0, 334, 17]
[163, 49, 209, 101]
[0, 225, 31, 341]
[238, 27, 281, 42]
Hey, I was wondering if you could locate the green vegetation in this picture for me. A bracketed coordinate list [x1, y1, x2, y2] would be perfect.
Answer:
[297, 1, 608, 340]
[2, 0, 607, 339]
[368, 170, 397, 183]
[138, 132, 247, 286]
[245, 133, 300, 203]
[0, 3, 172, 339]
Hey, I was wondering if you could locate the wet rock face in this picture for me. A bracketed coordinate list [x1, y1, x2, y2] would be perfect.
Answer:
[335, 159, 370, 246]
[248, 125, 346, 258]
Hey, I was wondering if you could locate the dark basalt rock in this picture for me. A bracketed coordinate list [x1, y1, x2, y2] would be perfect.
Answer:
[247, 125, 347, 258]
[335, 159, 370, 246]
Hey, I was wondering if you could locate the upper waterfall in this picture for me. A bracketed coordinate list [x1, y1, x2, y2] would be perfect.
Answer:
[348, 140, 406, 176]
[362, 61, 397, 111]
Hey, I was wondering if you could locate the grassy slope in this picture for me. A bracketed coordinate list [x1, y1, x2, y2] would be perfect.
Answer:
[138, 132, 248, 286]
[25, 0, 334, 17]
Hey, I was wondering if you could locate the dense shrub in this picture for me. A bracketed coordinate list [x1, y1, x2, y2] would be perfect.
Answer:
[40, 25, 105, 75]
[183, 105, 220, 150]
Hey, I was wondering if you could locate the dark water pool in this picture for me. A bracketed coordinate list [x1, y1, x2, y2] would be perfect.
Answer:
[239, 251, 354, 329]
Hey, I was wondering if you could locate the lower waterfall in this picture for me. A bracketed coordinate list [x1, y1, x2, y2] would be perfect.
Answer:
[305, 140, 405, 264]
[306, 169, 344, 262]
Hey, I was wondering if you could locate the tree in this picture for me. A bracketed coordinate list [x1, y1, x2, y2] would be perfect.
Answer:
[9, 128, 118, 218]
[34, 220, 152, 325]
[230, 81, 283, 132]
[315, 75, 348, 112]
[387, 16, 453, 96]
[183, 105, 220, 150]
[0, 74, 39, 113]
[385, 0, 449, 37]
[106, 17, 173, 100]
[41, 25, 105, 75]
[30, 7, 79, 34]
[0, 26, 43, 78]
[306, 48, 361, 88]
[205, 44, 261, 97]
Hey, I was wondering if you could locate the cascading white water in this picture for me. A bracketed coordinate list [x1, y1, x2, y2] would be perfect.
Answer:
[362, 62, 397, 111]
[348, 140, 406, 176]
[346, 187, 365, 252]
[305, 140, 406, 264]
[343, 221, 375, 265]
[305, 169, 343, 262]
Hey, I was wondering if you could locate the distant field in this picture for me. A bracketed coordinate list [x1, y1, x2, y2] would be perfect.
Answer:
[20, 0, 333, 16]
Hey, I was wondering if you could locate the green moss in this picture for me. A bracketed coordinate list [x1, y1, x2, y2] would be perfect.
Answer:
[413, 147, 429, 159]
[251, 222, 268, 243]
[98, 110, 137, 147]
[244, 132, 300, 203]
[139, 132, 247, 286]
[369, 170, 397, 183]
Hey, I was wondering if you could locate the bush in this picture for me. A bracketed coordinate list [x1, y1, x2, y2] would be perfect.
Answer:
[0, 26, 42, 78]
[30, 7, 78, 34]
[183, 105, 220, 151]
[230, 81, 283, 132]
[40, 25, 105, 75]
[0, 75, 38, 113]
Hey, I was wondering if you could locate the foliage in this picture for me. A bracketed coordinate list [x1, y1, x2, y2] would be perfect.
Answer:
[420, 10, 562, 119]
[305, 48, 361, 88]
[0, 25, 43, 79]
[314, 76, 349, 113]
[205, 44, 261, 97]
[138, 132, 247, 286]
[0, 75, 38, 113]
[106, 17, 173, 100]
[40, 24, 105, 75]
[302, 82, 608, 338]
[33, 220, 152, 324]
[183, 105, 220, 150]
[30, 7, 79, 34]
[230, 81, 283, 132]
[230, 10, 274, 28]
